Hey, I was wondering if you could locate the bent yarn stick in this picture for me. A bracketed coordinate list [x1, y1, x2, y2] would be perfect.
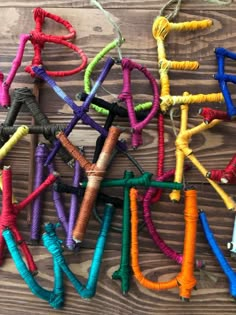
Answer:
[131, 188, 198, 301]
[42, 204, 114, 299]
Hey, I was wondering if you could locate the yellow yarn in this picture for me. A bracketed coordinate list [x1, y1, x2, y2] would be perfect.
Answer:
[152, 15, 223, 113]
[170, 19, 212, 31]
[170, 101, 235, 210]
[0, 125, 29, 160]
[152, 16, 171, 40]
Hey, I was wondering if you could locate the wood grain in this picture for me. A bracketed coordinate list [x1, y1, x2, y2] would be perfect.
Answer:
[0, 2, 235, 314]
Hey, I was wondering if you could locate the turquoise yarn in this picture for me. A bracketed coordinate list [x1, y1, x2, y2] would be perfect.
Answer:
[43, 203, 114, 299]
[2, 228, 64, 309]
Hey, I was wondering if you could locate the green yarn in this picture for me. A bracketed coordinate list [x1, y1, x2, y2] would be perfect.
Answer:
[81, 171, 183, 190]
[112, 171, 133, 294]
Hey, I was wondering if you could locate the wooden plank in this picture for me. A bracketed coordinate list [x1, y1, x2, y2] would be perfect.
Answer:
[0, 3, 235, 314]
[0, 249, 235, 314]
[0, 0, 236, 10]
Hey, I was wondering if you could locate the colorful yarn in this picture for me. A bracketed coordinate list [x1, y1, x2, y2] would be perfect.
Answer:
[170, 97, 235, 210]
[0, 7, 87, 107]
[18, 87, 73, 166]
[65, 158, 82, 250]
[57, 126, 122, 243]
[214, 47, 236, 119]
[78, 93, 150, 162]
[130, 188, 198, 301]
[2, 228, 64, 309]
[0, 166, 57, 269]
[0, 126, 29, 160]
[30, 143, 82, 248]
[42, 204, 114, 299]
[53, 180, 123, 209]
[207, 154, 236, 184]
[80, 171, 183, 190]
[142, 166, 203, 268]
[199, 210, 236, 298]
[83, 40, 123, 115]
[112, 170, 133, 294]
[199, 107, 230, 124]
[33, 58, 126, 166]
[118, 58, 159, 148]
[151, 16, 223, 113]
[30, 143, 48, 242]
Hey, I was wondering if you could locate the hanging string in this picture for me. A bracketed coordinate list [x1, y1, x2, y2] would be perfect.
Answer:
[204, 0, 232, 5]
[90, 0, 124, 60]
[169, 107, 180, 137]
[158, 0, 183, 21]
[158, 0, 232, 23]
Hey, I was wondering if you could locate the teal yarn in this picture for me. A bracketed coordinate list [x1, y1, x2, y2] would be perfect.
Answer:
[81, 171, 183, 190]
[2, 228, 64, 309]
[42, 203, 114, 299]
[112, 170, 133, 294]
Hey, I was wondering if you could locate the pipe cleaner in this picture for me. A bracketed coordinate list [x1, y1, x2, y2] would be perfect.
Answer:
[0, 165, 58, 269]
[131, 187, 198, 301]
[42, 203, 114, 299]
[199, 209, 236, 299]
[170, 95, 235, 210]
[33, 57, 126, 166]
[214, 47, 236, 119]
[0, 7, 87, 107]
[3, 227, 64, 309]
[57, 126, 122, 243]
[151, 13, 223, 113]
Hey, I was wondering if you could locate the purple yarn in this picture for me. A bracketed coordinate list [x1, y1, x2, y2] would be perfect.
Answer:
[30, 143, 48, 241]
[66, 160, 81, 249]
[142, 168, 183, 265]
[47, 163, 68, 234]
[32, 58, 126, 167]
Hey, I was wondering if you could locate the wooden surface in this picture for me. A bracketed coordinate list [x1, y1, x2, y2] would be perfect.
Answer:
[0, 0, 236, 314]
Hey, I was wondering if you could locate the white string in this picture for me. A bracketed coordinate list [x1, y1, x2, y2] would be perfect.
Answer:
[204, 0, 232, 5]
[90, 0, 124, 60]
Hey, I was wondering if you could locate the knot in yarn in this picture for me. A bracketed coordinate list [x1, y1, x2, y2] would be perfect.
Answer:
[122, 58, 135, 71]
[152, 16, 171, 40]
[30, 30, 45, 48]
[33, 7, 46, 24]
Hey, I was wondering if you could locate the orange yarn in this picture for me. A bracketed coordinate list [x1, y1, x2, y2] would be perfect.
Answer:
[130, 188, 197, 300]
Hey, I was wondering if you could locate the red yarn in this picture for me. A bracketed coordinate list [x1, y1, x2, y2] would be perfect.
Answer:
[0, 167, 57, 272]
[199, 107, 230, 123]
[25, 7, 87, 77]
[208, 154, 236, 184]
